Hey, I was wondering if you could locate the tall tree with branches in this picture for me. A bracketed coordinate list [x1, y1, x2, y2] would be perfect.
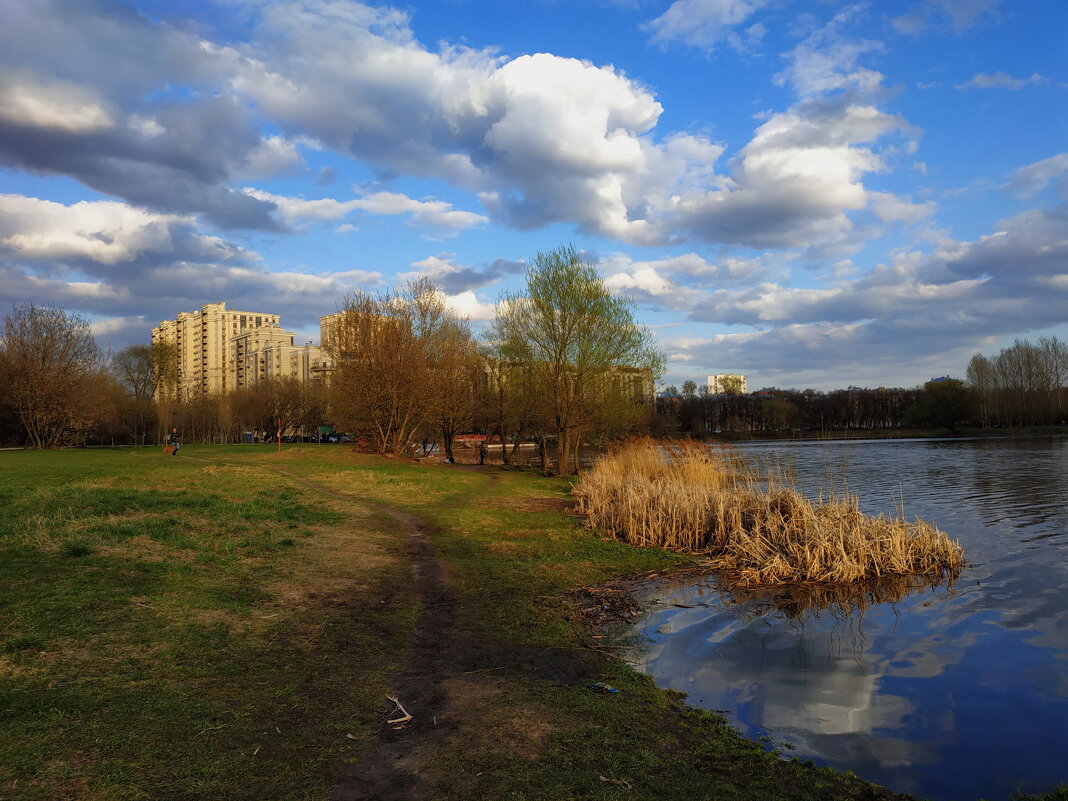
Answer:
[493, 245, 663, 475]
[326, 278, 478, 456]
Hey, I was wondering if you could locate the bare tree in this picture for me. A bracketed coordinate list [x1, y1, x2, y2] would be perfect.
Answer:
[0, 305, 106, 448]
[434, 323, 484, 462]
[327, 278, 477, 456]
[112, 345, 156, 445]
[966, 336, 1068, 426]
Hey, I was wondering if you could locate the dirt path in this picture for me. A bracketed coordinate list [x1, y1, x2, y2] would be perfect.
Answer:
[178, 455, 456, 797]
[272, 470, 455, 801]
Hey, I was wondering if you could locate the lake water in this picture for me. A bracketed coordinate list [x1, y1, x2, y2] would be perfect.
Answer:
[627, 437, 1068, 801]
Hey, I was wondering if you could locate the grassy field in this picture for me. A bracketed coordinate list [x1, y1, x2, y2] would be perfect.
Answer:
[0, 445, 1058, 801]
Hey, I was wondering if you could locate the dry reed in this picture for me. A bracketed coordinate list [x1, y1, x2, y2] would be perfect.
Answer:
[573, 438, 965, 587]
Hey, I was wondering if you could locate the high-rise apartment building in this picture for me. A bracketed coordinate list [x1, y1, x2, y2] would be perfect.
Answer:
[229, 325, 332, 388]
[152, 302, 330, 398]
[707, 373, 748, 395]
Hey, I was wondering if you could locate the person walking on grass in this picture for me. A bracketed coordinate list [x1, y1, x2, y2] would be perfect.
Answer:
[167, 426, 181, 456]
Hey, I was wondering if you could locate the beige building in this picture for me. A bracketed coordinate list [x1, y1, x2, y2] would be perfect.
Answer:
[230, 325, 332, 388]
[707, 373, 748, 395]
[152, 302, 330, 398]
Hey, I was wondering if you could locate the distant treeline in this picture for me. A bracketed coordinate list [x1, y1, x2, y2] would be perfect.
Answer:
[656, 336, 1068, 436]
[654, 385, 925, 435]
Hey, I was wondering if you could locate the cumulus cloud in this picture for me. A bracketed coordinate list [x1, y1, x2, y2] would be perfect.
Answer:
[441, 290, 496, 321]
[220, 1, 911, 249]
[667, 98, 908, 248]
[0, 194, 381, 345]
[955, 71, 1044, 90]
[0, 195, 250, 269]
[0, 1, 288, 230]
[642, 0, 774, 51]
[0, 0, 923, 252]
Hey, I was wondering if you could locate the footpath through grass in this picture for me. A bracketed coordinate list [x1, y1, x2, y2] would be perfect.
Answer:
[2, 445, 1060, 800]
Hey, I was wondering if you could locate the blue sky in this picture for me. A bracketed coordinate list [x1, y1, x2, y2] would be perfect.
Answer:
[1, 0, 1065, 390]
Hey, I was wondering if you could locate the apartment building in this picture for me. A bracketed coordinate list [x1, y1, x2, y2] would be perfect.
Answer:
[707, 373, 748, 395]
[152, 302, 330, 398]
[230, 325, 332, 388]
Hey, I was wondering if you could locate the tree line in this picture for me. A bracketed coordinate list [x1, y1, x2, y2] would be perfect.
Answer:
[654, 385, 926, 435]
[966, 337, 1068, 427]
[655, 336, 1068, 436]
[324, 245, 661, 475]
[4, 266, 1065, 456]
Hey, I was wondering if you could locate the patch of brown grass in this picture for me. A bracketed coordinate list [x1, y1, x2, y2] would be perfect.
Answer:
[264, 510, 395, 613]
[574, 438, 965, 587]
[440, 676, 555, 762]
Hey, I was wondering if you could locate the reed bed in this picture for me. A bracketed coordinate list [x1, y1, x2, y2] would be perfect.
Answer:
[573, 438, 965, 587]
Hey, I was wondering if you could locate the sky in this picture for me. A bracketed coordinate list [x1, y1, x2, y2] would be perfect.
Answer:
[0, 0, 1065, 391]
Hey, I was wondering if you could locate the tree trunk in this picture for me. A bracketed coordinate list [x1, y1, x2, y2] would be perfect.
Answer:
[556, 429, 568, 476]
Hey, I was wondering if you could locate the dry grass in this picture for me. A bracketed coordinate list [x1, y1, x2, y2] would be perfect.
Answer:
[573, 438, 965, 587]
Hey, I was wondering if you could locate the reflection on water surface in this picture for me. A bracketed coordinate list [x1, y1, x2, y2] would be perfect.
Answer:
[628, 437, 1068, 801]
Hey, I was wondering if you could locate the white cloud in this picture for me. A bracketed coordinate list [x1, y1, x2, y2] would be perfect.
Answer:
[0, 194, 237, 266]
[0, 76, 115, 133]
[868, 191, 935, 223]
[235, 135, 305, 179]
[597, 251, 785, 314]
[955, 71, 1044, 90]
[358, 192, 487, 233]
[241, 187, 487, 233]
[0, 194, 386, 342]
[442, 290, 496, 321]
[774, 6, 886, 98]
[223, 2, 908, 249]
[0, 0, 923, 252]
[643, 0, 773, 51]
[1000, 153, 1068, 198]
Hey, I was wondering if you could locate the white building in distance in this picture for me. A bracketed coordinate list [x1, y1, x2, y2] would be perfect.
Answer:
[708, 374, 748, 394]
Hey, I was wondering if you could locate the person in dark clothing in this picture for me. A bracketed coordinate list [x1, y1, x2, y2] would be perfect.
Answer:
[167, 427, 181, 456]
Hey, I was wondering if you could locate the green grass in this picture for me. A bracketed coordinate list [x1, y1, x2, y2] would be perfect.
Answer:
[0, 446, 414, 801]
[2, 445, 1065, 801]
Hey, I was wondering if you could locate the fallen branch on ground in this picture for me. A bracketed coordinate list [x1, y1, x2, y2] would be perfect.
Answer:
[386, 695, 413, 725]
